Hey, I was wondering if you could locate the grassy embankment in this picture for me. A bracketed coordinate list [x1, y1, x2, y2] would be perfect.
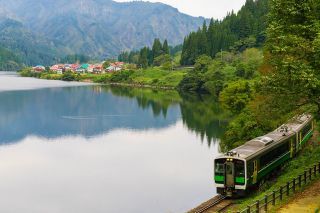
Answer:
[234, 124, 320, 212]
[19, 67, 187, 89]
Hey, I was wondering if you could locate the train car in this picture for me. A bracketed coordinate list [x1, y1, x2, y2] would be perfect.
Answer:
[214, 114, 314, 197]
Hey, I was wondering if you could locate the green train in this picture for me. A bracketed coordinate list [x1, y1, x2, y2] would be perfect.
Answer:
[214, 114, 314, 197]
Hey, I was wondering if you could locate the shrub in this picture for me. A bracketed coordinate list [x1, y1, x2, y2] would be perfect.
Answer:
[61, 71, 77, 81]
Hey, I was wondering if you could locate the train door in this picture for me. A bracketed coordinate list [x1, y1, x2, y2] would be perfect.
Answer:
[225, 162, 234, 187]
[290, 138, 296, 157]
[253, 160, 258, 184]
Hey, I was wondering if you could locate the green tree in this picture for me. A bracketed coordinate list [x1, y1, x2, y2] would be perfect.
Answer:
[162, 39, 170, 55]
[152, 38, 163, 61]
[138, 47, 149, 68]
[261, 0, 320, 115]
[153, 54, 171, 67]
[220, 80, 253, 113]
[194, 55, 212, 72]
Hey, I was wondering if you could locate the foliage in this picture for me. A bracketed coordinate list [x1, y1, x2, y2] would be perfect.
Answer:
[219, 80, 253, 113]
[110, 70, 134, 83]
[153, 54, 171, 67]
[178, 72, 205, 92]
[0, 46, 22, 71]
[194, 55, 212, 72]
[61, 71, 79, 82]
[220, 108, 270, 151]
[178, 48, 263, 97]
[118, 39, 179, 68]
[180, 0, 268, 65]
[0, 18, 59, 66]
[259, 0, 320, 117]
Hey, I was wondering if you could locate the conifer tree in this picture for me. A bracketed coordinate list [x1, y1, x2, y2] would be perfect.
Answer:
[152, 38, 163, 61]
[162, 39, 170, 55]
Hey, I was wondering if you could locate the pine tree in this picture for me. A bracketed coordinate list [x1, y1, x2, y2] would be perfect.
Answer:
[138, 47, 149, 68]
[162, 39, 170, 55]
[152, 38, 163, 61]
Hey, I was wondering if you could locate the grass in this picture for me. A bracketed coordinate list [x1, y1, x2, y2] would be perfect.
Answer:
[234, 127, 320, 211]
[129, 67, 187, 88]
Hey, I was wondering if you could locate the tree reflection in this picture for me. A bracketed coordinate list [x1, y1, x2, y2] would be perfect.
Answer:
[107, 86, 231, 147]
[179, 93, 230, 147]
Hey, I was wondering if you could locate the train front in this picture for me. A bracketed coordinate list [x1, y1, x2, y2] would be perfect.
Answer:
[214, 152, 246, 197]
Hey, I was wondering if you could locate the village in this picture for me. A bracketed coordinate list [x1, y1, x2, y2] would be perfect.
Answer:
[32, 61, 125, 74]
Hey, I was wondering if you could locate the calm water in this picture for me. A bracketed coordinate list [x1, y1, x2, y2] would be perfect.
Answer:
[0, 72, 228, 213]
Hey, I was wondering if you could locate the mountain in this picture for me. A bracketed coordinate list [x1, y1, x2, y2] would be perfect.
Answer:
[0, 18, 61, 66]
[0, 0, 206, 64]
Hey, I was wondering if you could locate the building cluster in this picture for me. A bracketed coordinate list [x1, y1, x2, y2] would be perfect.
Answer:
[32, 62, 125, 74]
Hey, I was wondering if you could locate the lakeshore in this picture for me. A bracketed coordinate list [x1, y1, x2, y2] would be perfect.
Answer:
[19, 67, 187, 90]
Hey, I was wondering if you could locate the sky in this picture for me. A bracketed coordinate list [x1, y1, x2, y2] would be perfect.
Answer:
[114, 0, 247, 19]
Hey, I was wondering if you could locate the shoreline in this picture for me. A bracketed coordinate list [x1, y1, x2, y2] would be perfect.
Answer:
[19, 72, 177, 91]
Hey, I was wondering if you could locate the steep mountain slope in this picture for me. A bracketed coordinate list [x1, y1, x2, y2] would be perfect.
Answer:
[0, 0, 206, 59]
[0, 18, 61, 66]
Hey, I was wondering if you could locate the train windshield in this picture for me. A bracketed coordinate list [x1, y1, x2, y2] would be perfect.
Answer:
[214, 159, 225, 183]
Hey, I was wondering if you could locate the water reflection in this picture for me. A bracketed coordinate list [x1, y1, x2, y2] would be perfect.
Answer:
[0, 86, 181, 144]
[0, 85, 229, 146]
[107, 86, 230, 146]
[0, 79, 229, 213]
[179, 93, 230, 146]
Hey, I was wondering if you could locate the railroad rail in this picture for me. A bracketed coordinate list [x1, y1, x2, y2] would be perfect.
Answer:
[189, 195, 233, 213]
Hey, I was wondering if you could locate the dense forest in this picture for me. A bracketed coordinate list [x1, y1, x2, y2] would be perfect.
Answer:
[181, 0, 268, 65]
[118, 0, 268, 68]
[118, 39, 182, 69]
[220, 0, 320, 150]
[0, 47, 22, 71]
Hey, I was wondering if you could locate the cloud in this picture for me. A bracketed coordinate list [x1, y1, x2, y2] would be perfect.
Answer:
[114, 0, 246, 19]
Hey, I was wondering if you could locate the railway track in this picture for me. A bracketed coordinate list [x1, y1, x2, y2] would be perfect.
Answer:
[189, 195, 234, 213]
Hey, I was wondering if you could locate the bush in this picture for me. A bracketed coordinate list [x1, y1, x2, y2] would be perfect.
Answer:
[110, 70, 134, 82]
[178, 72, 205, 92]
[61, 71, 77, 81]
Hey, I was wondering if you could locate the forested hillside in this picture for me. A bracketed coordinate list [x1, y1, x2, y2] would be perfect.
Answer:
[180, 0, 268, 65]
[221, 0, 320, 151]
[0, 46, 22, 71]
[0, 0, 205, 60]
[0, 18, 60, 66]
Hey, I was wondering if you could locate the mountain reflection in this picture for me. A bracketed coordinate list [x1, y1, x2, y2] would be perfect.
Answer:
[0, 85, 229, 145]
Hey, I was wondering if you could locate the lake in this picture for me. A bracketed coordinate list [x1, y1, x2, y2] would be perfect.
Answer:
[0, 72, 228, 213]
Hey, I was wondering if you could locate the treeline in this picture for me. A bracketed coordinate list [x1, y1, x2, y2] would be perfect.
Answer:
[118, 39, 182, 69]
[180, 0, 268, 65]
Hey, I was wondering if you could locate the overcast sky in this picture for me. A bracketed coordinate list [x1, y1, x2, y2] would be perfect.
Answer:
[114, 0, 247, 19]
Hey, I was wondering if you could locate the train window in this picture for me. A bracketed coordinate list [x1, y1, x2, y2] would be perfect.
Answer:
[247, 161, 253, 176]
[215, 163, 225, 174]
[235, 160, 245, 185]
[260, 140, 290, 169]
[301, 122, 312, 139]
[214, 159, 225, 176]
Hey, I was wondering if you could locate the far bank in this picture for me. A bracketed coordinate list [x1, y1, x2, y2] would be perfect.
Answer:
[19, 67, 188, 90]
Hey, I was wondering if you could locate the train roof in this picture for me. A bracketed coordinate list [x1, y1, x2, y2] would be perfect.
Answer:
[219, 114, 313, 161]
